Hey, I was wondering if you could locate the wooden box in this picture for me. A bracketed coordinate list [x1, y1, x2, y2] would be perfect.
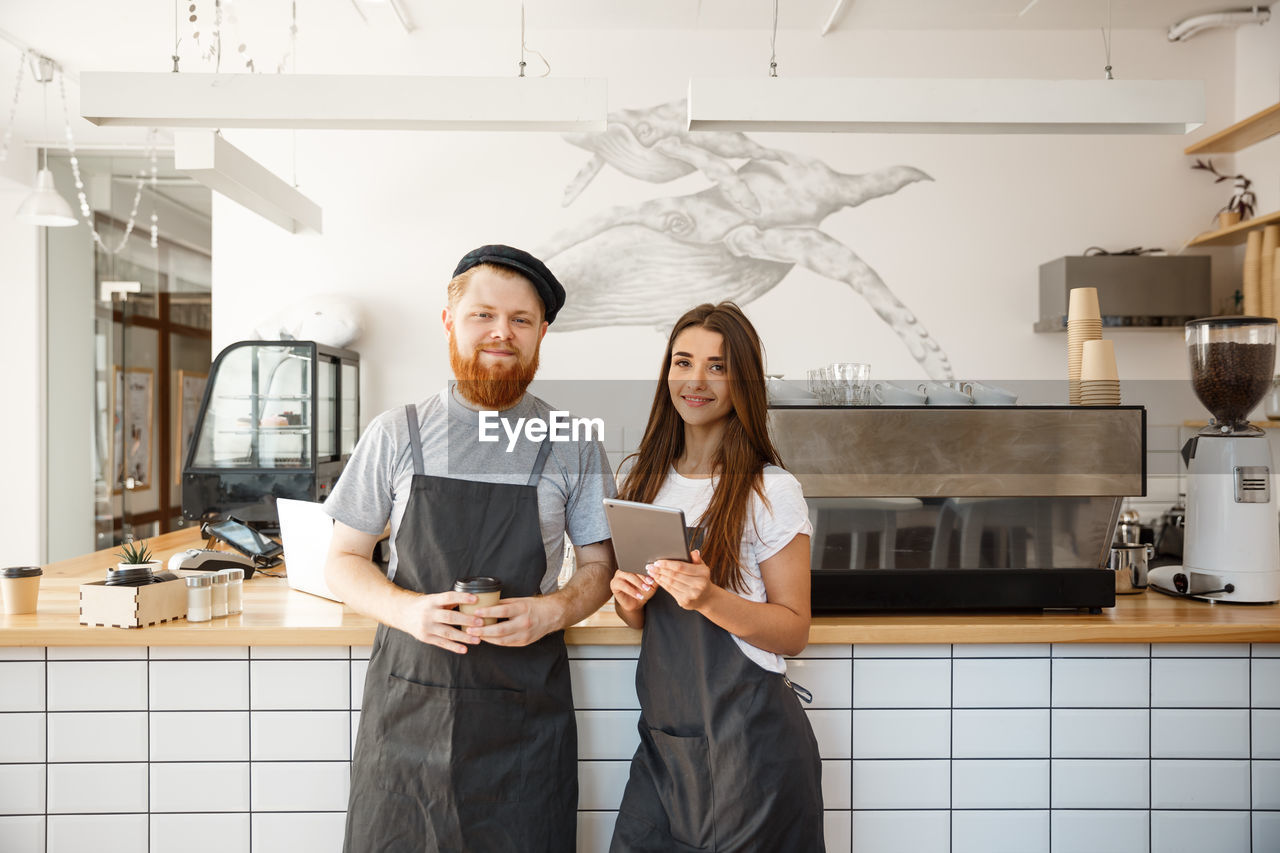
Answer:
[79, 577, 188, 629]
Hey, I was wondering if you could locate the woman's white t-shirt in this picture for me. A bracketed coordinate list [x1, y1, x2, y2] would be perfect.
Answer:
[650, 464, 812, 673]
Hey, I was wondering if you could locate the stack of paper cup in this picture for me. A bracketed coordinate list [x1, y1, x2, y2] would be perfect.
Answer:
[1245, 230, 1263, 316]
[1080, 339, 1121, 405]
[1263, 225, 1279, 320]
[1068, 287, 1102, 405]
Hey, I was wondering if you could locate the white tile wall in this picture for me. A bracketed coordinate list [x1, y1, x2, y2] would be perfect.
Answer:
[1152, 644, 1250, 658]
[249, 660, 349, 710]
[853, 644, 951, 658]
[47, 646, 145, 660]
[1152, 760, 1250, 810]
[576, 710, 641, 760]
[250, 761, 350, 811]
[823, 810, 852, 853]
[952, 810, 1049, 853]
[953, 659, 1050, 708]
[577, 761, 630, 811]
[0, 647, 42, 660]
[854, 659, 950, 708]
[952, 709, 1049, 758]
[1253, 760, 1280, 809]
[566, 645, 639, 659]
[47, 661, 146, 711]
[151, 813, 250, 853]
[251, 812, 347, 853]
[1052, 659, 1150, 707]
[1253, 658, 1280, 707]
[953, 644, 1050, 657]
[251, 711, 351, 760]
[47, 814, 148, 853]
[250, 645, 349, 658]
[150, 763, 251, 812]
[351, 657, 368, 709]
[568, 659, 639, 709]
[850, 810, 950, 853]
[1052, 644, 1150, 657]
[47, 763, 148, 813]
[952, 759, 1049, 809]
[47, 712, 147, 762]
[1150, 810, 1251, 853]
[149, 645, 248, 659]
[1151, 709, 1250, 758]
[1051, 709, 1150, 759]
[1051, 809, 1149, 853]
[788, 658, 852, 708]
[850, 760, 950, 809]
[0, 662, 44, 712]
[1151, 658, 1249, 707]
[808, 710, 853, 759]
[0, 815, 44, 850]
[852, 710, 949, 759]
[1254, 709, 1280, 758]
[150, 711, 250, 761]
[1255, 811, 1280, 850]
[150, 660, 249, 711]
[576, 811, 618, 853]
[789, 643, 852, 659]
[0, 713, 45, 763]
[0, 764, 45, 814]
[822, 759, 852, 809]
[1052, 760, 1149, 809]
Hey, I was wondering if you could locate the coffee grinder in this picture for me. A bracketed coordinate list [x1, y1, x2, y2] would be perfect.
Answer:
[1149, 316, 1280, 603]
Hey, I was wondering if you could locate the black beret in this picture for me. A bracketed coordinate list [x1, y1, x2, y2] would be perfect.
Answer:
[452, 244, 566, 325]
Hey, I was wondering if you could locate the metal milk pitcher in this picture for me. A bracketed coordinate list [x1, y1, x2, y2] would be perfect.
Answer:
[1109, 544, 1154, 594]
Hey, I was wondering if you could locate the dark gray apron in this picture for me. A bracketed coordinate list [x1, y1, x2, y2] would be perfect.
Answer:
[344, 404, 576, 853]
[610, 535, 824, 853]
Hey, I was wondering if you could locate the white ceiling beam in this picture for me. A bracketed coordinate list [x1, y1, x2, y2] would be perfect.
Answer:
[174, 131, 321, 234]
[687, 77, 1205, 134]
[81, 72, 608, 132]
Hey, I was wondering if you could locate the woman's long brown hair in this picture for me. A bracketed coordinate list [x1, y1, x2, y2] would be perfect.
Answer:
[619, 302, 781, 593]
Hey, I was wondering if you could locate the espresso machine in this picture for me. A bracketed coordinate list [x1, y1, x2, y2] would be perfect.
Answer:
[1149, 316, 1280, 603]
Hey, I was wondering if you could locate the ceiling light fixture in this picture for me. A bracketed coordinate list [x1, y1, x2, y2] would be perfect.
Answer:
[16, 55, 75, 227]
[174, 130, 321, 234]
[689, 0, 1205, 135]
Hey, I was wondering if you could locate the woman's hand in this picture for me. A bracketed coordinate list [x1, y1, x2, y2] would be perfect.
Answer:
[610, 569, 658, 613]
[648, 550, 717, 611]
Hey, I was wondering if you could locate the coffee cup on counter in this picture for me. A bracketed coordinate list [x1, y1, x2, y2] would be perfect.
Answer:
[966, 381, 1019, 405]
[1, 566, 43, 614]
[455, 576, 503, 626]
[919, 381, 974, 405]
[870, 381, 927, 405]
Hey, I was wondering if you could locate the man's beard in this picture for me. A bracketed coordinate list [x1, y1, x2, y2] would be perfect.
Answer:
[449, 332, 540, 411]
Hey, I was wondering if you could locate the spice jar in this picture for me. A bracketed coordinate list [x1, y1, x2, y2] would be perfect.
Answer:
[210, 571, 229, 618]
[219, 568, 244, 615]
[186, 574, 213, 623]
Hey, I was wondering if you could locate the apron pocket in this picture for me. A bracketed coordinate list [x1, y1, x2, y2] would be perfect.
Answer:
[375, 673, 528, 805]
[647, 728, 715, 850]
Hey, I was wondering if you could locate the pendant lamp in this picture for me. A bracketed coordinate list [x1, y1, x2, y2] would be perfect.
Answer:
[16, 58, 76, 227]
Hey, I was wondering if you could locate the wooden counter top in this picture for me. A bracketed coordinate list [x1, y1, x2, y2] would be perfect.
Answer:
[6, 528, 1280, 646]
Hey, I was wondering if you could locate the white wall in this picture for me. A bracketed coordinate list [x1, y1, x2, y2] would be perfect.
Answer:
[211, 26, 1240, 423]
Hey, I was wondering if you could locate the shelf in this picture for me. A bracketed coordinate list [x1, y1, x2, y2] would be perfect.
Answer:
[1184, 101, 1280, 155]
[1185, 209, 1280, 248]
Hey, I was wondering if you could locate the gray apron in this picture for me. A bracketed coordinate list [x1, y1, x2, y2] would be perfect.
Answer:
[344, 404, 576, 853]
[610, 531, 824, 852]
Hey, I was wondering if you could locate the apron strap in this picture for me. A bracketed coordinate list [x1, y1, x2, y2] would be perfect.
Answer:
[528, 435, 554, 486]
[783, 676, 814, 704]
[405, 404, 425, 477]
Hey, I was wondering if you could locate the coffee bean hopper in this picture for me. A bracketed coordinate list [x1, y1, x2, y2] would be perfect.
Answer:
[1149, 316, 1280, 603]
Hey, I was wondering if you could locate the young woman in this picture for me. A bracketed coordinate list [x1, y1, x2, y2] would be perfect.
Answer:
[608, 302, 823, 852]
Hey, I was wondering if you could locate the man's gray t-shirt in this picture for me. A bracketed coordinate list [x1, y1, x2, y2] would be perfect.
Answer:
[324, 387, 615, 593]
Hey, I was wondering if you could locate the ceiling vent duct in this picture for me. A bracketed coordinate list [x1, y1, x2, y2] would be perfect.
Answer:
[1168, 6, 1271, 41]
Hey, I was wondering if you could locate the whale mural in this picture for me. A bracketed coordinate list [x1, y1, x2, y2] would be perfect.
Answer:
[540, 99, 954, 380]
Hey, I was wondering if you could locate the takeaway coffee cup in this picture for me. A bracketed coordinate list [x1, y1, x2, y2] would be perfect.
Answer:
[1, 566, 43, 614]
[455, 576, 503, 626]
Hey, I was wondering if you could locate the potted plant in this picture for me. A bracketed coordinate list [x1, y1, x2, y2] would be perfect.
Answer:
[1192, 158, 1257, 229]
[108, 539, 160, 586]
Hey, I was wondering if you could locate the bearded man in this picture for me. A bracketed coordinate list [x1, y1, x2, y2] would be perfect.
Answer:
[324, 245, 616, 853]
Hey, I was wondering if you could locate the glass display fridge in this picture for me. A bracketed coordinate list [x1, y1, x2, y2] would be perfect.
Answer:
[181, 340, 360, 528]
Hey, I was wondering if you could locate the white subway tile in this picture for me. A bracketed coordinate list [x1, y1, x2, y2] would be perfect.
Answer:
[789, 643, 851, 659]
[1255, 811, 1280, 852]
[850, 810, 949, 853]
[1052, 644, 1149, 657]
[569, 659, 639, 710]
[150, 711, 249, 761]
[150, 660, 249, 711]
[1255, 710, 1280, 758]
[953, 709, 1049, 758]
[952, 810, 1049, 853]
[351, 658, 368, 710]
[953, 644, 1050, 658]
[1050, 810, 1149, 853]
[823, 810, 852, 853]
[1152, 644, 1250, 657]
[1152, 759, 1249, 809]
[47, 814, 148, 853]
[47, 763, 147, 813]
[1051, 760, 1149, 809]
[851, 759, 949, 809]
[576, 710, 641, 761]
[1051, 709, 1150, 759]
[1152, 658, 1249, 707]
[953, 659, 1049, 708]
[47, 712, 147, 762]
[1151, 709, 1250, 758]
[251, 761, 349, 811]
[47, 646, 146, 660]
[853, 644, 950, 658]
[1253, 659, 1280, 707]
[0, 764, 44, 814]
[149, 646, 248, 659]
[822, 759, 851, 809]
[252, 812, 347, 853]
[250, 660, 349, 710]
[251, 711, 350, 761]
[1253, 644, 1280, 657]
[1150, 810, 1250, 853]
[853, 659, 950, 708]
[351, 711, 360, 759]
[0, 662, 44, 712]
[0, 815, 44, 851]
[151, 813, 250, 853]
[1052, 659, 1149, 707]
[953, 759, 1049, 809]
[47, 661, 146, 712]
[577, 761, 630, 811]
[0, 648, 42, 660]
[808, 710, 853, 759]
[577, 811, 617, 853]
[0, 714, 44, 763]
[1254, 760, 1280, 809]
[351, 645, 372, 659]
[150, 762, 250, 812]
[250, 645, 350, 658]
[566, 645, 639, 659]
[852, 709, 949, 759]
[788, 659, 851, 709]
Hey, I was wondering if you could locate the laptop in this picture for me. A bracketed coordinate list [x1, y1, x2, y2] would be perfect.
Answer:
[277, 498, 343, 602]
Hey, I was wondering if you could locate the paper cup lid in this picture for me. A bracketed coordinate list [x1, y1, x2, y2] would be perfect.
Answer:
[454, 576, 502, 593]
[1, 566, 42, 578]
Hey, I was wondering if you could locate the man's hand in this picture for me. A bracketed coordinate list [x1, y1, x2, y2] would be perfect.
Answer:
[610, 568, 658, 613]
[466, 595, 567, 647]
[399, 591, 484, 654]
[647, 550, 716, 611]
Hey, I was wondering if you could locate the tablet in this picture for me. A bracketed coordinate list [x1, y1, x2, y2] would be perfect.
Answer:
[603, 498, 692, 573]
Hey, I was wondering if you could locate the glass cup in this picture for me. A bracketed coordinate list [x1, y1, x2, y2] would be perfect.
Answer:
[829, 362, 870, 406]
